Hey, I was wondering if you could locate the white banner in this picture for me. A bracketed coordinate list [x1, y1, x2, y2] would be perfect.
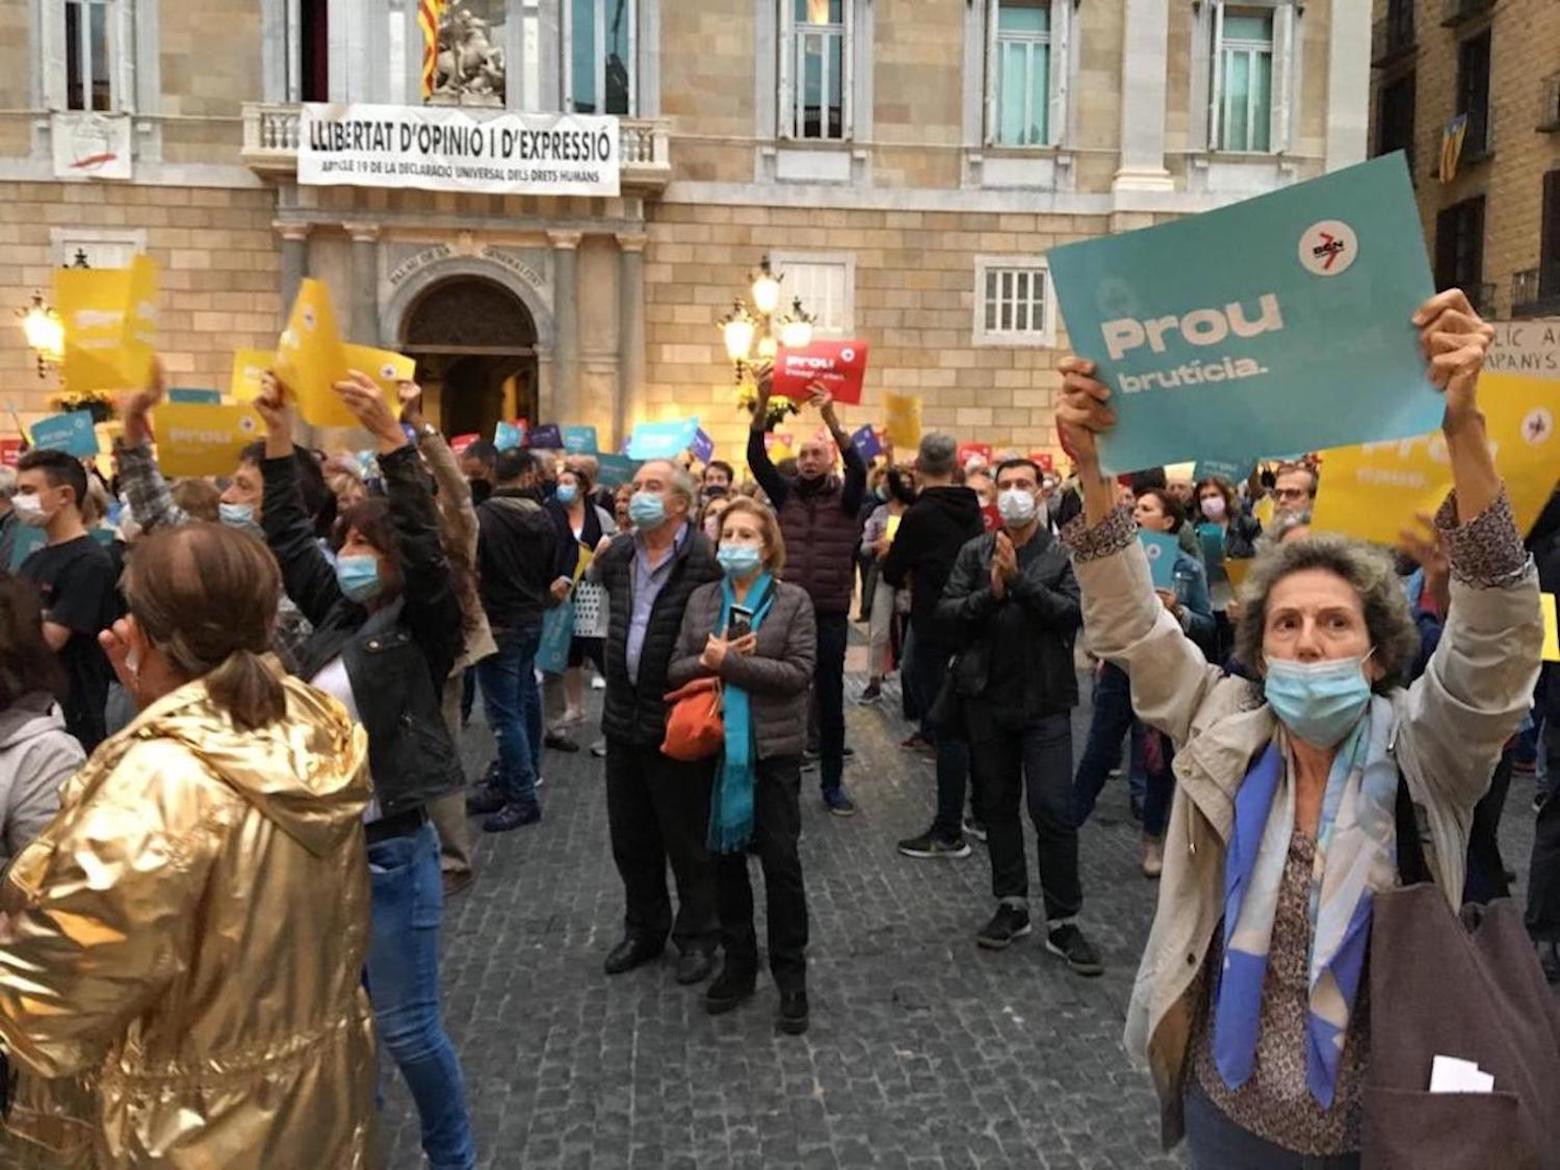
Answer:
[298, 103, 620, 198]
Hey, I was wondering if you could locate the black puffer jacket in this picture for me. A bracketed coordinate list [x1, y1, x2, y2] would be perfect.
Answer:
[596, 526, 721, 747]
[262, 445, 465, 815]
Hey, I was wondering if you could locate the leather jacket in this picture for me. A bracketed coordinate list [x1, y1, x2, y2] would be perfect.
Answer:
[263, 445, 465, 814]
[0, 670, 381, 1169]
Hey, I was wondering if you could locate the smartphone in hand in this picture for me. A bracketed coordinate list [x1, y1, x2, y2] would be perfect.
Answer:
[726, 605, 755, 640]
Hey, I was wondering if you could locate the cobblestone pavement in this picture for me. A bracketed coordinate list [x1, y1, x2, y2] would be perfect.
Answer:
[382, 646, 1546, 1169]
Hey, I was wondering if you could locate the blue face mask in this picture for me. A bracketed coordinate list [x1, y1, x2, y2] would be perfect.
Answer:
[219, 502, 255, 528]
[717, 543, 763, 578]
[1263, 653, 1373, 748]
[555, 483, 578, 505]
[628, 490, 667, 528]
[335, 554, 384, 604]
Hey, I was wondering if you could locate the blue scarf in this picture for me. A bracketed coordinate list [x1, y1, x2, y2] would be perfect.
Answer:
[708, 572, 775, 853]
[1214, 696, 1400, 1108]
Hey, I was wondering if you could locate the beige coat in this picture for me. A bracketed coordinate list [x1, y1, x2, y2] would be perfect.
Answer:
[1074, 533, 1543, 1148]
[419, 427, 497, 672]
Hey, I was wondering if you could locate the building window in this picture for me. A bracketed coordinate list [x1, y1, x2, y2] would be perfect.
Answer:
[1376, 72, 1415, 175]
[772, 252, 854, 335]
[1211, 6, 1274, 152]
[1542, 170, 1560, 299]
[990, 0, 1050, 147]
[1434, 195, 1486, 304]
[298, 0, 328, 102]
[974, 256, 1055, 347]
[64, 0, 117, 111]
[1456, 30, 1491, 158]
[779, 0, 851, 141]
[51, 228, 146, 269]
[566, 0, 635, 115]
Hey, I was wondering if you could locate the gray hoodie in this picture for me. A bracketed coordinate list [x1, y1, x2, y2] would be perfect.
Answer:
[0, 692, 82, 866]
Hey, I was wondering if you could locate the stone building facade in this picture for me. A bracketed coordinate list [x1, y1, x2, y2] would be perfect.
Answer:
[2, 0, 1371, 461]
[1368, 0, 1560, 320]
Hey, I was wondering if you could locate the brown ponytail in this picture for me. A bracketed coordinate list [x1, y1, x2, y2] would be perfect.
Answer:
[121, 524, 288, 731]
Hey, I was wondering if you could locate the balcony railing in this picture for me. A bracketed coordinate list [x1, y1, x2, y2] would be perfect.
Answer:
[1540, 74, 1560, 132]
[1441, 0, 1495, 26]
[1371, 8, 1416, 66]
[241, 102, 672, 190]
[1512, 268, 1560, 318]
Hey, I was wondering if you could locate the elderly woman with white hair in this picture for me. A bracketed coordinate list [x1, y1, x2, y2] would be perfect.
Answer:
[1054, 289, 1544, 1169]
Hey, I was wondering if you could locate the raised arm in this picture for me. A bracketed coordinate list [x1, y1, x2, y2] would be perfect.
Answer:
[746, 367, 790, 508]
[115, 361, 188, 534]
[405, 388, 479, 570]
[256, 374, 344, 628]
[1056, 356, 1226, 744]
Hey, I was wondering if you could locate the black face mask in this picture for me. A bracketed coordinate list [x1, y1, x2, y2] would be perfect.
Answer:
[469, 478, 493, 507]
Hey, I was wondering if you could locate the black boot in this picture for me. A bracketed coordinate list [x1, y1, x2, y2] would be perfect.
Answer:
[704, 963, 757, 1014]
[777, 988, 809, 1035]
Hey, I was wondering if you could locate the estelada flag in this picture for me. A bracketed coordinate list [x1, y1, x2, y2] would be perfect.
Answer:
[1439, 113, 1469, 185]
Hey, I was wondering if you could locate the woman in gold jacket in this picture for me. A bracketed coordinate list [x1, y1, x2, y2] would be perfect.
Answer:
[0, 522, 381, 1169]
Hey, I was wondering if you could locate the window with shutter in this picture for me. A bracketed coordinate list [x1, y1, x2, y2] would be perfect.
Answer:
[1541, 171, 1560, 298]
[974, 256, 1055, 347]
[1375, 72, 1415, 177]
[1434, 196, 1486, 302]
[566, 0, 636, 115]
[1456, 31, 1491, 157]
[64, 0, 118, 112]
[991, 0, 1051, 147]
[782, 0, 850, 141]
[770, 252, 855, 335]
[1211, 6, 1275, 153]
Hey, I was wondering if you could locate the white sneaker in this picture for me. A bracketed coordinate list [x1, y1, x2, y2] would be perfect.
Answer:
[1140, 836, 1164, 879]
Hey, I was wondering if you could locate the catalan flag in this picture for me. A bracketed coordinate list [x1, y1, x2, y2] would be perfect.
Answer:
[1439, 113, 1469, 184]
[418, 0, 447, 99]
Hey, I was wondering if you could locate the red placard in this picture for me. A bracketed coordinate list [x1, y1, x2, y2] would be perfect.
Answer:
[0, 437, 22, 468]
[980, 503, 1001, 533]
[449, 433, 480, 457]
[1030, 451, 1055, 473]
[959, 442, 992, 470]
[772, 340, 868, 405]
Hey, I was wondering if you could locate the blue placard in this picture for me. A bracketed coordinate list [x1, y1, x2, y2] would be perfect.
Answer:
[851, 424, 882, 462]
[1139, 530, 1180, 592]
[627, 418, 699, 461]
[1048, 154, 1441, 474]
[8, 523, 45, 571]
[494, 420, 525, 452]
[30, 410, 98, 458]
[690, 427, 714, 464]
[1192, 457, 1255, 486]
[1196, 523, 1225, 570]
[595, 453, 641, 488]
[168, 388, 222, 405]
[529, 423, 563, 449]
[562, 425, 598, 454]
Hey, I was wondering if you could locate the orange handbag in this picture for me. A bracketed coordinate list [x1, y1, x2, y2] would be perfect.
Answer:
[661, 677, 725, 761]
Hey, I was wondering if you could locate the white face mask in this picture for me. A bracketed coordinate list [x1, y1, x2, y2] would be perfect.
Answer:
[12, 494, 49, 528]
[996, 487, 1038, 527]
[1201, 495, 1228, 521]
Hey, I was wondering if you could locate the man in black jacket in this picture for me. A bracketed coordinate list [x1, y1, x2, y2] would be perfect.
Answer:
[883, 432, 984, 858]
[594, 459, 723, 985]
[468, 449, 560, 832]
[936, 458, 1102, 977]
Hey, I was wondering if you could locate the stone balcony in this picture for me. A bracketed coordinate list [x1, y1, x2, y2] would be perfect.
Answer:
[240, 102, 672, 191]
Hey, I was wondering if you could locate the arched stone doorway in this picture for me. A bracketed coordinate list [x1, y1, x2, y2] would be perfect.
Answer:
[400, 277, 538, 440]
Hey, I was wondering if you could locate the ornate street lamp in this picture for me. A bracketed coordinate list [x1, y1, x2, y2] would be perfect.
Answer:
[18, 291, 64, 380]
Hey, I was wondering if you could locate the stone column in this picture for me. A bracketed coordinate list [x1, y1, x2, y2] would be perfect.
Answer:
[615, 233, 647, 450]
[276, 222, 311, 321]
[345, 222, 381, 344]
[549, 230, 582, 424]
[1112, 0, 1174, 193]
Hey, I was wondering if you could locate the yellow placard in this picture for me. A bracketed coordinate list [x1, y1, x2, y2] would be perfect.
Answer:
[54, 255, 158, 393]
[1252, 495, 1276, 531]
[273, 279, 357, 429]
[342, 344, 417, 395]
[573, 544, 593, 582]
[230, 349, 275, 403]
[1543, 594, 1559, 663]
[885, 514, 902, 542]
[1225, 557, 1253, 589]
[1311, 372, 1560, 544]
[884, 392, 922, 450]
[155, 402, 264, 477]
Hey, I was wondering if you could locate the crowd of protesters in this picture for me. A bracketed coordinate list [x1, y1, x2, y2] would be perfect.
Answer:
[0, 287, 1553, 1169]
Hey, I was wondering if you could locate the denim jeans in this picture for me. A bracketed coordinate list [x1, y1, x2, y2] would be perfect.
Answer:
[904, 628, 975, 841]
[968, 710, 1080, 920]
[366, 823, 476, 1170]
[1184, 1081, 1359, 1170]
[1072, 662, 1139, 827]
[477, 629, 544, 809]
